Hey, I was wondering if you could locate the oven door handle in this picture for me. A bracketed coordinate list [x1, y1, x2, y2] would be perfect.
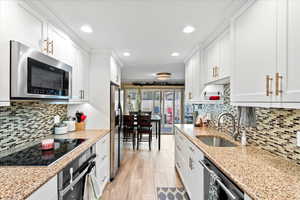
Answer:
[199, 160, 237, 200]
[59, 161, 96, 197]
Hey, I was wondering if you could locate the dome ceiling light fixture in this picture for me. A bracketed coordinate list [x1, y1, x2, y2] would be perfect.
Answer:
[156, 72, 172, 80]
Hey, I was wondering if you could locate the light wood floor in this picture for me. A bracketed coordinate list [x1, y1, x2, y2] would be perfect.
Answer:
[102, 135, 182, 200]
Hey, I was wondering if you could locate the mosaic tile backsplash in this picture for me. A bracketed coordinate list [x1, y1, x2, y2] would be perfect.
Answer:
[193, 84, 300, 165]
[0, 102, 67, 151]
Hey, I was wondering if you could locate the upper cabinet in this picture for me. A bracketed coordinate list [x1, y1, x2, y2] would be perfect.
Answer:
[46, 24, 74, 66]
[231, 0, 278, 105]
[231, 0, 300, 108]
[204, 28, 231, 84]
[0, 1, 45, 105]
[110, 56, 122, 85]
[0, 0, 90, 105]
[283, 0, 300, 104]
[70, 45, 90, 102]
[185, 51, 202, 102]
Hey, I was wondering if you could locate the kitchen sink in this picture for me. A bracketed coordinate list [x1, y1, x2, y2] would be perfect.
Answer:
[196, 136, 237, 147]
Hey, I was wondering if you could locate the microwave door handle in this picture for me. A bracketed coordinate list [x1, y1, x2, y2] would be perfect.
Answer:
[198, 160, 237, 200]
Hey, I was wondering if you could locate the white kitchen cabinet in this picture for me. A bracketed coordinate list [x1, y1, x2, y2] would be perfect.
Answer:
[185, 51, 202, 102]
[175, 128, 204, 200]
[281, 0, 300, 103]
[231, 0, 278, 104]
[95, 133, 110, 195]
[203, 27, 231, 86]
[110, 56, 121, 85]
[46, 24, 74, 66]
[219, 29, 231, 79]
[231, 0, 300, 107]
[26, 175, 58, 200]
[70, 45, 90, 102]
[0, 1, 45, 105]
[205, 40, 219, 82]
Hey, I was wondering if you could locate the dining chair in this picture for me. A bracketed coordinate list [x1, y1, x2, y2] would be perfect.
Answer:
[123, 115, 136, 150]
[137, 115, 152, 150]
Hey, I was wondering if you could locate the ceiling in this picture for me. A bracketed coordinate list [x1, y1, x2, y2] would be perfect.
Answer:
[39, 0, 245, 83]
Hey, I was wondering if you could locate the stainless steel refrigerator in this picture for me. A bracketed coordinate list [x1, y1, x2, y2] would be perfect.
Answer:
[110, 83, 124, 180]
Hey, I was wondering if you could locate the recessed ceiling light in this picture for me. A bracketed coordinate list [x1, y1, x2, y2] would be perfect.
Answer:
[80, 25, 93, 33]
[183, 25, 195, 34]
[123, 52, 131, 57]
[171, 52, 180, 57]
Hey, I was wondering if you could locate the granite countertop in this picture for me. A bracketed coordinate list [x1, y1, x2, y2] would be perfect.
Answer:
[0, 129, 110, 200]
[175, 124, 300, 200]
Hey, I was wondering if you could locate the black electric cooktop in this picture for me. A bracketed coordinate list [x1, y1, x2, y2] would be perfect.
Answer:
[0, 138, 86, 166]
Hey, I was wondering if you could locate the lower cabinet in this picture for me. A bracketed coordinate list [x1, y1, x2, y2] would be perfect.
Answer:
[95, 133, 110, 195]
[26, 175, 58, 200]
[175, 128, 204, 200]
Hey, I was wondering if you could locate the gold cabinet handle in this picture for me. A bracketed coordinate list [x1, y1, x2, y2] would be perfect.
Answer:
[48, 40, 54, 55]
[215, 66, 218, 77]
[275, 72, 283, 96]
[266, 75, 273, 96]
[212, 67, 215, 78]
[43, 39, 49, 53]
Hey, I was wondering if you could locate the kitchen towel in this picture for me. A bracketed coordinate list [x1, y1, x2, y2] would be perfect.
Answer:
[208, 171, 220, 200]
[83, 169, 101, 200]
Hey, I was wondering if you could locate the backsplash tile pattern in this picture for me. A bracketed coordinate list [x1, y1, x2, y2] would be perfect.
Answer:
[193, 84, 300, 165]
[0, 102, 67, 151]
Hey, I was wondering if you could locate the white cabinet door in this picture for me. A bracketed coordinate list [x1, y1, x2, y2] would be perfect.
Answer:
[175, 128, 204, 200]
[231, 0, 278, 104]
[281, 0, 300, 103]
[70, 45, 90, 102]
[26, 175, 58, 200]
[219, 29, 231, 79]
[47, 24, 73, 65]
[95, 134, 110, 195]
[0, 1, 44, 104]
[81, 49, 90, 101]
[185, 52, 202, 102]
[185, 142, 204, 200]
[71, 46, 82, 101]
[206, 40, 219, 82]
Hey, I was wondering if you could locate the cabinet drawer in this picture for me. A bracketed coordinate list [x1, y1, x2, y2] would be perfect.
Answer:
[96, 134, 110, 161]
[97, 160, 110, 193]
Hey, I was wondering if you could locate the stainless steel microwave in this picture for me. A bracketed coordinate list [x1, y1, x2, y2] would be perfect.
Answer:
[10, 40, 72, 100]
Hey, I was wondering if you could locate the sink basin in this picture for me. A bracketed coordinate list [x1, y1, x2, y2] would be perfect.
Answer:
[196, 136, 237, 147]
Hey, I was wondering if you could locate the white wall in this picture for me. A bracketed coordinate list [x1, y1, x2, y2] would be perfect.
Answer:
[68, 51, 111, 129]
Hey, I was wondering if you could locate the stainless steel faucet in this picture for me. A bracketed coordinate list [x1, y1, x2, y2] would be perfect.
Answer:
[217, 112, 239, 141]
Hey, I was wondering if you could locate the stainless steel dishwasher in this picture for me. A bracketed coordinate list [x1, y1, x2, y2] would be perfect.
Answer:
[199, 157, 244, 200]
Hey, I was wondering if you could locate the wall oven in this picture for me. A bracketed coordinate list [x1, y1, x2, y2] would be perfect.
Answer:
[10, 40, 72, 100]
[58, 145, 96, 200]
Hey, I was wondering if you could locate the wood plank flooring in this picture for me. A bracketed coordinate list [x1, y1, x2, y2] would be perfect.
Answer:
[102, 135, 182, 200]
